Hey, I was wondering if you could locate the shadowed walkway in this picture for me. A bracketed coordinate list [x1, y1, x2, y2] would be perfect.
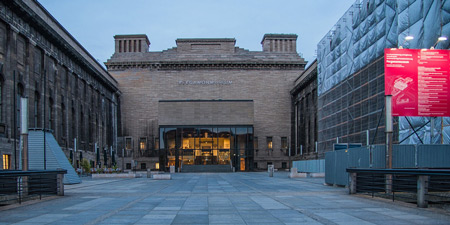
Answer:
[0, 172, 449, 225]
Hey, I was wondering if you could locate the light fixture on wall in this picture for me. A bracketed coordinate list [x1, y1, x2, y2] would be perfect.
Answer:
[431, 36, 448, 49]
[399, 35, 414, 49]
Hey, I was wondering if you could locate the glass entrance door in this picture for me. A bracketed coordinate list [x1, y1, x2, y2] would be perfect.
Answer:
[161, 125, 253, 171]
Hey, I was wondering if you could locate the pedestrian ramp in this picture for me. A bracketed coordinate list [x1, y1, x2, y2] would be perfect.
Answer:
[28, 130, 81, 184]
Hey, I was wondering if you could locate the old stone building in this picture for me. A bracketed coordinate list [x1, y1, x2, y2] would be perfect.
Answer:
[291, 60, 318, 160]
[106, 34, 306, 171]
[0, 0, 120, 170]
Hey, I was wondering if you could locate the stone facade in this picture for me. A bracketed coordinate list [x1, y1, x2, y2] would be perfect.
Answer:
[159, 100, 254, 126]
[0, 0, 120, 170]
[291, 60, 319, 160]
[107, 34, 306, 170]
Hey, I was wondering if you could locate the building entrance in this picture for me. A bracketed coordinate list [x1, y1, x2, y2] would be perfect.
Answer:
[160, 125, 253, 171]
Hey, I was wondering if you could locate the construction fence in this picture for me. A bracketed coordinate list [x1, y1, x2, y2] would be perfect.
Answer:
[325, 144, 450, 186]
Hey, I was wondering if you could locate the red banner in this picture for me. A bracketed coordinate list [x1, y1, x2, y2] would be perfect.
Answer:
[385, 49, 450, 117]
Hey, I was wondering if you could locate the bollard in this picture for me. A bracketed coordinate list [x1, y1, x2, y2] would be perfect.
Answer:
[268, 165, 274, 177]
[57, 173, 64, 196]
[349, 172, 357, 194]
[417, 175, 429, 208]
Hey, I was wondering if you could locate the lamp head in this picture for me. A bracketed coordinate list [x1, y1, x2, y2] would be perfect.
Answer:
[405, 35, 414, 41]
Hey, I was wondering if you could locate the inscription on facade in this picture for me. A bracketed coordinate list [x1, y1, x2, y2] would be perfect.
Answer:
[178, 80, 232, 85]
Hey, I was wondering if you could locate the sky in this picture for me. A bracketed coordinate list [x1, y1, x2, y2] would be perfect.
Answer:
[38, 0, 356, 67]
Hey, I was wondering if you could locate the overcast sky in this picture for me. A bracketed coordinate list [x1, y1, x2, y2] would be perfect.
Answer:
[38, 0, 356, 67]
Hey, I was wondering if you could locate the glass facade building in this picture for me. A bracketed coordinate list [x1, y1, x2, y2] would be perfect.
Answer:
[159, 126, 254, 171]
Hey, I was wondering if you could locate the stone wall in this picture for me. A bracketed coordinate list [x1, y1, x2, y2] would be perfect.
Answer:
[0, 1, 120, 170]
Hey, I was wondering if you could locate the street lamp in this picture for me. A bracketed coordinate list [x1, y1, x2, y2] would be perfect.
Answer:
[398, 35, 414, 49]
[431, 36, 448, 49]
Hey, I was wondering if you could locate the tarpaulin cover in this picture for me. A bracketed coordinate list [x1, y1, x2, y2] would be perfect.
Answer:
[317, 0, 450, 144]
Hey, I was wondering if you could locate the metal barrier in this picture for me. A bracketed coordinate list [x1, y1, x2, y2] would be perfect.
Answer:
[325, 144, 450, 186]
[346, 168, 450, 208]
[0, 170, 66, 206]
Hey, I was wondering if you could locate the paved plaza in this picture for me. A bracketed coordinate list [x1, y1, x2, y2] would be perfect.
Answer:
[1, 172, 450, 225]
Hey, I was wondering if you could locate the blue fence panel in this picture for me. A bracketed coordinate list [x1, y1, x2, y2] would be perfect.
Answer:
[348, 147, 370, 168]
[325, 152, 335, 185]
[393, 145, 416, 168]
[417, 145, 450, 168]
[371, 145, 386, 168]
[335, 150, 349, 186]
[293, 159, 325, 173]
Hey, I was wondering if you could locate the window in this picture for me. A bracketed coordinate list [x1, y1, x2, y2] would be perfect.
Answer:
[61, 103, 66, 137]
[71, 107, 75, 144]
[254, 137, 258, 150]
[16, 84, 24, 137]
[17, 37, 25, 65]
[48, 98, 53, 130]
[34, 91, 40, 128]
[155, 138, 159, 150]
[2, 154, 10, 169]
[282, 162, 287, 169]
[267, 137, 273, 149]
[125, 137, 132, 150]
[140, 163, 146, 170]
[126, 163, 131, 169]
[79, 108, 84, 142]
[0, 27, 5, 54]
[34, 49, 42, 75]
[281, 137, 288, 149]
[0, 79, 2, 121]
[139, 137, 147, 151]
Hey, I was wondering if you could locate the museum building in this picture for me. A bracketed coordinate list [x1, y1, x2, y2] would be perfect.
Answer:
[106, 34, 306, 171]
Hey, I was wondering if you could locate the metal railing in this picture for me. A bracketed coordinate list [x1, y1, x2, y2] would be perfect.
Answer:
[0, 170, 66, 206]
[346, 168, 450, 208]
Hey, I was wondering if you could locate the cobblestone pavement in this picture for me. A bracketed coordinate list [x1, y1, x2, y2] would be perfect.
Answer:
[1, 172, 450, 225]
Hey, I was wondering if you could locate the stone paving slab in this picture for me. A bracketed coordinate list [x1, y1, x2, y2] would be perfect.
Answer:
[1, 172, 450, 224]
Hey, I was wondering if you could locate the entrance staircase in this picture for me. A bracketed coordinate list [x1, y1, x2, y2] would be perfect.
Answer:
[182, 165, 232, 173]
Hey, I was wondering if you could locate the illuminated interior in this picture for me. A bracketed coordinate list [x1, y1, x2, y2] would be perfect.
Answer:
[2, 154, 10, 170]
[160, 126, 253, 171]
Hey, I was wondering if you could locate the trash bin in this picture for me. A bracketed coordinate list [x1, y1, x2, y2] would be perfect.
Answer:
[170, 165, 175, 174]
[268, 165, 274, 177]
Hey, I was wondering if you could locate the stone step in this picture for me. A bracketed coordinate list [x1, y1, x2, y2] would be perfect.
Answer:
[181, 165, 232, 173]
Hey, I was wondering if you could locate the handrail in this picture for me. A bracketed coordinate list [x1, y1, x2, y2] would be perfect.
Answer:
[0, 170, 67, 177]
[0, 170, 67, 205]
[346, 168, 450, 208]
[346, 168, 450, 176]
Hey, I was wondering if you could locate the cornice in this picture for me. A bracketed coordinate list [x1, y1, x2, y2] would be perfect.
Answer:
[105, 61, 306, 71]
